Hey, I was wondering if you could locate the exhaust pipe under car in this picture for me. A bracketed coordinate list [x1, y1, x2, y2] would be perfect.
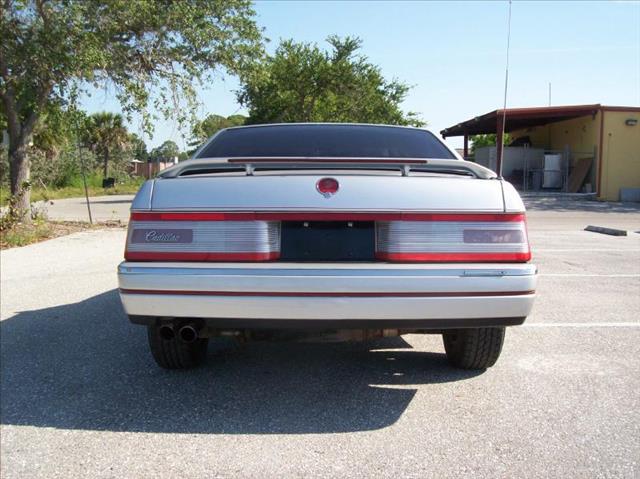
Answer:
[158, 324, 176, 341]
[178, 324, 199, 343]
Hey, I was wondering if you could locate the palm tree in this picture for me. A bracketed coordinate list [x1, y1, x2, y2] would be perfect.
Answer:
[84, 112, 129, 178]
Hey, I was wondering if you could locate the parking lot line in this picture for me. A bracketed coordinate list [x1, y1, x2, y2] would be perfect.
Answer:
[539, 273, 640, 277]
[524, 322, 640, 328]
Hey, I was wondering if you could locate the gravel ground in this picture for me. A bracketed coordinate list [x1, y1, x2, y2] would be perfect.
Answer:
[1, 206, 639, 478]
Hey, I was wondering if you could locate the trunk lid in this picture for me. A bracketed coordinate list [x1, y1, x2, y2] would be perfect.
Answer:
[149, 175, 506, 212]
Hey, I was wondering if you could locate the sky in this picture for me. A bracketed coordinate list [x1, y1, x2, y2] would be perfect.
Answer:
[81, 0, 640, 150]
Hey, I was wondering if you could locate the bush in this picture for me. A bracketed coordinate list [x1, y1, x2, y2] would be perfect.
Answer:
[0, 184, 48, 232]
[30, 146, 143, 189]
[1, 133, 143, 206]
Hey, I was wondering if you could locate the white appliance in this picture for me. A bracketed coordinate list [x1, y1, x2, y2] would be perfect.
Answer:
[543, 154, 563, 189]
[474, 146, 545, 177]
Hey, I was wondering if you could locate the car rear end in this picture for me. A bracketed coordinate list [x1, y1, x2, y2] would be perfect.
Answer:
[118, 124, 536, 370]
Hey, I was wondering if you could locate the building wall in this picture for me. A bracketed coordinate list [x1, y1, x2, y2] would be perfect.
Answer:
[511, 110, 640, 200]
[510, 114, 600, 193]
[600, 110, 640, 201]
[510, 114, 600, 154]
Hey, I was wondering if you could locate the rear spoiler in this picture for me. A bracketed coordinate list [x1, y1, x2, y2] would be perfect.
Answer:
[159, 157, 498, 180]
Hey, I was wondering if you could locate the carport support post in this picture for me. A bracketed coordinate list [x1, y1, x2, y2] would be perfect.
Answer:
[463, 135, 469, 159]
[496, 115, 504, 176]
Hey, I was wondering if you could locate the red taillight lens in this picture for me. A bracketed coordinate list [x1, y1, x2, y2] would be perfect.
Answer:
[125, 214, 280, 261]
[375, 214, 531, 262]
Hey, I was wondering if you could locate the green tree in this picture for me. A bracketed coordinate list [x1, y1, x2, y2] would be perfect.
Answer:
[32, 103, 84, 159]
[191, 114, 247, 146]
[128, 133, 148, 163]
[84, 112, 130, 178]
[149, 140, 180, 163]
[470, 133, 512, 154]
[238, 36, 424, 126]
[29, 105, 87, 188]
[0, 0, 263, 219]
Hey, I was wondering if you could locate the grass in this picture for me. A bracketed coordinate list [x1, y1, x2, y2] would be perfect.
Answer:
[0, 219, 55, 248]
[0, 176, 145, 206]
[1, 174, 136, 247]
[0, 219, 125, 249]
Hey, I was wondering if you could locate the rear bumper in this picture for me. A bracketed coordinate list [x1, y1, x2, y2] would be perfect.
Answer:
[118, 262, 536, 327]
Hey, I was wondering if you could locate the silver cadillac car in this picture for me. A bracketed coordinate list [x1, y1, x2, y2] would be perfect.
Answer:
[118, 123, 536, 370]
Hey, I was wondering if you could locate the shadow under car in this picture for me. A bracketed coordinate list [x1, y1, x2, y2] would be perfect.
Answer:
[0, 289, 481, 434]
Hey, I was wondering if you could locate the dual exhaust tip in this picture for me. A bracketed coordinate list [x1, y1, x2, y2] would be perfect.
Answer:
[158, 324, 199, 343]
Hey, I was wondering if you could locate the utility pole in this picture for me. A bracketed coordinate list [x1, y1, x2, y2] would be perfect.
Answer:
[75, 119, 93, 225]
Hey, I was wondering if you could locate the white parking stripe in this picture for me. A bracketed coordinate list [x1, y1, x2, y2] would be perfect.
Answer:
[539, 274, 640, 277]
[524, 322, 640, 328]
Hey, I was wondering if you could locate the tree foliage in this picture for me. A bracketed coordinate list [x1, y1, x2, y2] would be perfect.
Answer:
[0, 0, 263, 217]
[83, 112, 130, 178]
[191, 114, 246, 146]
[29, 105, 86, 187]
[32, 103, 85, 157]
[1, 104, 88, 190]
[128, 133, 148, 163]
[238, 36, 424, 126]
[470, 133, 512, 153]
[149, 140, 180, 163]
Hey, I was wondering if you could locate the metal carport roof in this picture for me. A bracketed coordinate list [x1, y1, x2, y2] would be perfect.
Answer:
[440, 104, 602, 137]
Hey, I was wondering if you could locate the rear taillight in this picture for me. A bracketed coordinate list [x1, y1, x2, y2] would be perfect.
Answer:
[375, 214, 530, 262]
[125, 214, 280, 261]
[124, 212, 530, 263]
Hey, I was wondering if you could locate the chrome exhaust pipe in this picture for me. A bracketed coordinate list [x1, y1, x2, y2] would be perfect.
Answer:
[158, 324, 176, 341]
[178, 324, 199, 343]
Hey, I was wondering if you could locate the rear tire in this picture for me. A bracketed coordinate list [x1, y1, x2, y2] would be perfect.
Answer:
[147, 324, 209, 369]
[442, 327, 505, 370]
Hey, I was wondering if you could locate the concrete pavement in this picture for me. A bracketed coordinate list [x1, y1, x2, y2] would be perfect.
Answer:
[35, 195, 133, 223]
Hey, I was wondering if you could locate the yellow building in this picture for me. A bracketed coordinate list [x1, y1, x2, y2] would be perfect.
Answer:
[441, 105, 640, 201]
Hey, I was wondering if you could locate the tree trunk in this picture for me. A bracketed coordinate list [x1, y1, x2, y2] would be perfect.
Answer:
[1, 74, 49, 223]
[103, 147, 110, 179]
[8, 142, 31, 222]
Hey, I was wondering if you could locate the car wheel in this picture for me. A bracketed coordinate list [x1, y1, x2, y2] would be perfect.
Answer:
[147, 324, 209, 369]
[442, 327, 505, 370]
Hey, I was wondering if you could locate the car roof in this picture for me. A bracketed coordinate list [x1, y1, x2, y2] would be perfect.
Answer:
[190, 123, 461, 162]
[222, 122, 430, 133]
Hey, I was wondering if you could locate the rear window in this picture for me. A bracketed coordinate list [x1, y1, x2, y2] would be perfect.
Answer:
[196, 124, 456, 159]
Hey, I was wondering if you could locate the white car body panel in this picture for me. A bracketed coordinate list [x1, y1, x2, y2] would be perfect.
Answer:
[148, 175, 507, 212]
[501, 181, 527, 212]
